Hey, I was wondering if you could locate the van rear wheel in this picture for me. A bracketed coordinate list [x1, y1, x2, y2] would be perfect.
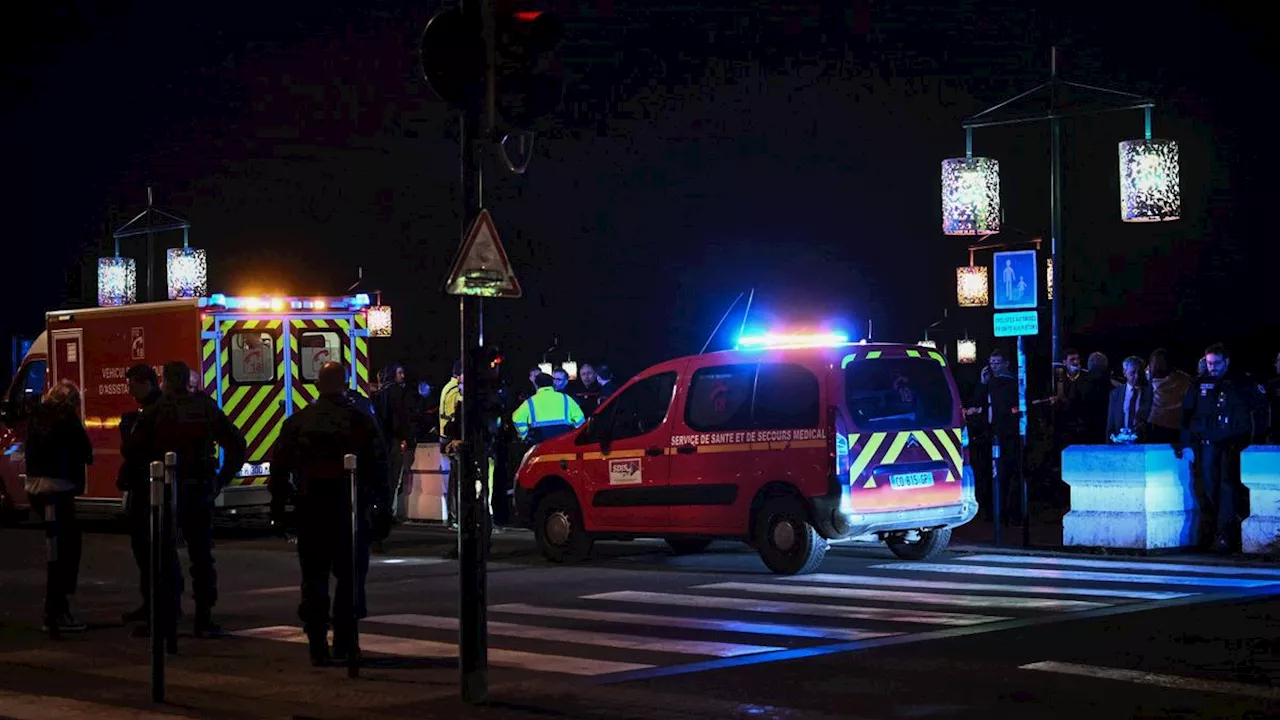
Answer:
[533, 490, 594, 564]
[885, 528, 952, 560]
[753, 498, 827, 575]
[664, 537, 713, 555]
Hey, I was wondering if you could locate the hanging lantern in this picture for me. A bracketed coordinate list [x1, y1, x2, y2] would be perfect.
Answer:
[957, 338, 978, 365]
[941, 157, 1001, 235]
[98, 256, 137, 307]
[538, 362, 554, 376]
[1119, 139, 1180, 222]
[367, 305, 393, 337]
[166, 247, 208, 299]
[956, 265, 990, 307]
[918, 339, 937, 349]
[561, 359, 578, 380]
[1045, 257, 1054, 300]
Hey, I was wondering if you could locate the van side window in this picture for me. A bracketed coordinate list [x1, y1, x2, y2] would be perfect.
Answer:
[592, 371, 677, 442]
[8, 359, 47, 407]
[685, 364, 756, 432]
[753, 363, 819, 429]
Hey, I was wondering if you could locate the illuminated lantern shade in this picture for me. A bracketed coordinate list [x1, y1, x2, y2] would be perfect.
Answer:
[956, 265, 990, 307]
[941, 157, 1001, 235]
[561, 359, 578, 380]
[98, 256, 137, 307]
[1119, 139, 1180, 222]
[1045, 257, 1054, 300]
[538, 362, 554, 376]
[918, 339, 937, 349]
[166, 247, 207, 299]
[957, 338, 978, 365]
[367, 305, 393, 337]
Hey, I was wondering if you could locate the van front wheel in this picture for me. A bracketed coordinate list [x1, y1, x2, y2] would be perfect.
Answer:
[534, 490, 594, 564]
[753, 498, 828, 575]
[885, 528, 952, 560]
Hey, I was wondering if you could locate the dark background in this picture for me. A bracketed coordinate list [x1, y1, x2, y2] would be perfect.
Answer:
[3, 0, 1274, 394]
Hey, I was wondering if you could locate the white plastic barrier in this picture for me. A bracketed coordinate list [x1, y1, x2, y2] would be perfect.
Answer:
[399, 444, 449, 522]
[1240, 445, 1280, 554]
[1061, 444, 1200, 550]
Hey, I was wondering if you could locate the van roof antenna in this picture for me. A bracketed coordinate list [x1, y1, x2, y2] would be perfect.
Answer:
[736, 288, 755, 341]
[699, 291, 745, 355]
[346, 266, 364, 293]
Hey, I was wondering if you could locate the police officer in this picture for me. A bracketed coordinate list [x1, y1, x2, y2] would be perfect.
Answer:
[511, 372, 585, 444]
[1177, 343, 1262, 553]
[269, 361, 389, 667]
[131, 361, 246, 637]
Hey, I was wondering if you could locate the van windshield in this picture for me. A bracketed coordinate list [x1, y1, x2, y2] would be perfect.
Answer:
[844, 358, 954, 431]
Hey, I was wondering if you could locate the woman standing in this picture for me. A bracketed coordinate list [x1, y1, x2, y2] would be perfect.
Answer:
[23, 380, 93, 635]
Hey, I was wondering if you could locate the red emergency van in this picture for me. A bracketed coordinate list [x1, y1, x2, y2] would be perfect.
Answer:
[0, 294, 374, 521]
[513, 333, 978, 574]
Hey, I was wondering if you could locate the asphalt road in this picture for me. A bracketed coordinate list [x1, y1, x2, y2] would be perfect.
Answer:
[0, 521, 1277, 719]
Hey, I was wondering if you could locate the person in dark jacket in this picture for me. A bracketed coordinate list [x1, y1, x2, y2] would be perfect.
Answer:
[24, 380, 93, 635]
[270, 361, 389, 666]
[127, 361, 246, 637]
[978, 349, 1022, 524]
[374, 364, 417, 517]
[595, 365, 618, 401]
[1106, 356, 1154, 442]
[1177, 343, 1263, 553]
[118, 364, 167, 624]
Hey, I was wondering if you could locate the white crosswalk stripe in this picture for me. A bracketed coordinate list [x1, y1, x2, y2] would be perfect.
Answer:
[230, 553, 1274, 681]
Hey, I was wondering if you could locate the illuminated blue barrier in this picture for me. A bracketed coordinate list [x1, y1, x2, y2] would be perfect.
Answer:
[1241, 446, 1280, 555]
[1061, 444, 1200, 550]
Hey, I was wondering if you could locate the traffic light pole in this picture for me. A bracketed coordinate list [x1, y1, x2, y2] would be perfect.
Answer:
[457, 0, 493, 705]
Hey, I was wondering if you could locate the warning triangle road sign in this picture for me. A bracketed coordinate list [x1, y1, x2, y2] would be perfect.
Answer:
[444, 209, 523, 298]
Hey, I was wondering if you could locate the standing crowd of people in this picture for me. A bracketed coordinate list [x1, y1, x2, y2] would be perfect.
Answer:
[969, 342, 1280, 554]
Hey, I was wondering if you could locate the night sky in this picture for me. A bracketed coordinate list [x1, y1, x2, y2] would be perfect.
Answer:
[3, 1, 1275, 388]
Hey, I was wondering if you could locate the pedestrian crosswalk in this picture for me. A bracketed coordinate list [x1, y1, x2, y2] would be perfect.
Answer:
[230, 552, 1280, 680]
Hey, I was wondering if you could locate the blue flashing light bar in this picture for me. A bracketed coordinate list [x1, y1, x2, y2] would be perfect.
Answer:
[736, 331, 850, 350]
[198, 294, 361, 312]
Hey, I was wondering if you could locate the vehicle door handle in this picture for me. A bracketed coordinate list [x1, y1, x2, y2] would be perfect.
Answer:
[645, 447, 663, 457]
[676, 444, 697, 455]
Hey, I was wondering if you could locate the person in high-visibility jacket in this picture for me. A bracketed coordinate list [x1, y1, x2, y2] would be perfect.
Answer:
[512, 373, 585, 443]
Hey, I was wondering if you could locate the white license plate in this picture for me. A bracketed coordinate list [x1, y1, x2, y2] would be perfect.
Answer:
[889, 472, 934, 490]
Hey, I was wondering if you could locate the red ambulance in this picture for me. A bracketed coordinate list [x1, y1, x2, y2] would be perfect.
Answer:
[0, 293, 375, 521]
[513, 332, 978, 575]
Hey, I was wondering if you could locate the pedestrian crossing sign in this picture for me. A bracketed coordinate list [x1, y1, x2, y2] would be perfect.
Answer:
[992, 250, 1037, 310]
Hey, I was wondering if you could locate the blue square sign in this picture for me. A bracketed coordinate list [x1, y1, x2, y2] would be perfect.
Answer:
[993, 249, 1038, 310]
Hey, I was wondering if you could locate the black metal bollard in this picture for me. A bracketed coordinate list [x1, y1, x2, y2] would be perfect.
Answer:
[164, 452, 178, 655]
[148, 460, 166, 703]
[345, 453, 359, 679]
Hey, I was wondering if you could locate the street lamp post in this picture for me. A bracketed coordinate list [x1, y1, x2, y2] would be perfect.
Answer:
[953, 47, 1178, 364]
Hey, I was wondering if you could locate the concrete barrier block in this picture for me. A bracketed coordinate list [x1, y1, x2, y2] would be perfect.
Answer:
[1061, 444, 1199, 550]
[1241, 445, 1280, 554]
[401, 444, 448, 522]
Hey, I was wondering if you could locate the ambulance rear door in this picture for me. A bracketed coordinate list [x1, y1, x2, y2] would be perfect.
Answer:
[208, 316, 286, 495]
[287, 311, 371, 415]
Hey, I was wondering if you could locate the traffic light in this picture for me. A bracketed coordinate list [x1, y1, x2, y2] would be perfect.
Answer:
[494, 2, 564, 127]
